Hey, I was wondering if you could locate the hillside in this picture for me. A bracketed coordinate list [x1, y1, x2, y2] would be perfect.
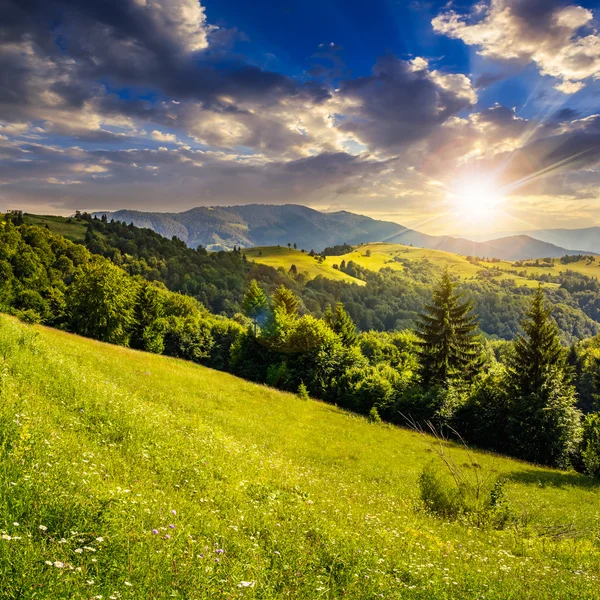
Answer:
[249, 243, 555, 289]
[1, 315, 599, 599]
[244, 246, 366, 286]
[93, 205, 583, 260]
[252, 242, 600, 289]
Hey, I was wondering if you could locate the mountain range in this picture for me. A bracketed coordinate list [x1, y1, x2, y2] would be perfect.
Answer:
[462, 227, 600, 255]
[94, 204, 595, 261]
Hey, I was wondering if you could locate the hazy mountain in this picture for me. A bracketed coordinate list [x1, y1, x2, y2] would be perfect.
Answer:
[463, 227, 600, 254]
[94, 204, 586, 260]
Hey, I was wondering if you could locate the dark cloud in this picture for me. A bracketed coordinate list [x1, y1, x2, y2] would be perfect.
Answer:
[336, 56, 475, 152]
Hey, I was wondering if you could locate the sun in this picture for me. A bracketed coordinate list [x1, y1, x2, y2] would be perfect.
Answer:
[447, 176, 505, 223]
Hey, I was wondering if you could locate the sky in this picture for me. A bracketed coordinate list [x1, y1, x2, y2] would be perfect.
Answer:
[1, 0, 600, 236]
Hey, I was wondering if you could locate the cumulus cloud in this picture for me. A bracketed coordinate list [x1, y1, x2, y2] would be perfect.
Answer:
[432, 0, 600, 93]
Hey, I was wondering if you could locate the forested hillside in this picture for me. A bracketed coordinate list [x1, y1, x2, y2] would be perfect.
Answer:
[2, 213, 600, 476]
[32, 213, 600, 343]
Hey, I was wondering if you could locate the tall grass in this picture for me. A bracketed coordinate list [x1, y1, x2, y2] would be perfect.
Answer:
[0, 315, 599, 598]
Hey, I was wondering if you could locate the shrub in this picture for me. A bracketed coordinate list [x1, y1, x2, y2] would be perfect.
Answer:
[580, 413, 600, 478]
[297, 382, 310, 400]
[368, 406, 382, 423]
[418, 460, 512, 529]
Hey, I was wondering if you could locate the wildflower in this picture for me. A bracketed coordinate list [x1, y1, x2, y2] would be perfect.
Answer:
[171, 510, 177, 516]
[39, 525, 47, 531]
[53, 561, 65, 568]
[151, 529, 159, 535]
[124, 582, 133, 587]
[74, 548, 83, 554]
[238, 581, 255, 588]
[96, 537, 104, 543]
[215, 548, 224, 554]
[164, 535, 171, 540]
[1, 534, 11, 541]
[13, 523, 19, 527]
[87, 580, 95, 585]
[168, 524, 175, 529]
[45, 561, 52, 566]
[215, 558, 220, 563]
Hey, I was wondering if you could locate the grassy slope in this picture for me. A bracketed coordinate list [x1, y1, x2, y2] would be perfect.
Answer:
[1, 316, 599, 599]
[21, 214, 88, 242]
[249, 243, 558, 288]
[244, 246, 365, 285]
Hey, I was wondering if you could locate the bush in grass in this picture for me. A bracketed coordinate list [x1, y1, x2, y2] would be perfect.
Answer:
[297, 381, 310, 400]
[419, 461, 512, 529]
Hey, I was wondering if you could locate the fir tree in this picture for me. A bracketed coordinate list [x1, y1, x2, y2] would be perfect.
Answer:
[511, 286, 565, 396]
[415, 269, 480, 386]
[242, 280, 268, 335]
[324, 302, 357, 346]
[506, 286, 581, 467]
[272, 284, 299, 317]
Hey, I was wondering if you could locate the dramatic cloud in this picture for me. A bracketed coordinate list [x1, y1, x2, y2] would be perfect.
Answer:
[433, 0, 600, 93]
[335, 56, 476, 152]
[0, 0, 599, 234]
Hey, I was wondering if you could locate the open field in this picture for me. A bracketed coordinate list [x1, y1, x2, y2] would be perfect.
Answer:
[248, 243, 558, 288]
[244, 246, 365, 285]
[18, 214, 88, 241]
[1, 315, 599, 598]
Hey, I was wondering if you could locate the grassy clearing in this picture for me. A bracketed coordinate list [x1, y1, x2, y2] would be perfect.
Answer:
[247, 243, 558, 288]
[244, 246, 365, 285]
[1, 315, 599, 599]
[21, 214, 88, 241]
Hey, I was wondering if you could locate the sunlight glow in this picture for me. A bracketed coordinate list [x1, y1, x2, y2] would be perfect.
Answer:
[447, 176, 505, 224]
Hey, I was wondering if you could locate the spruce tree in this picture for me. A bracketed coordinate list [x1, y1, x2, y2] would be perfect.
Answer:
[242, 280, 268, 334]
[324, 302, 357, 346]
[506, 286, 580, 467]
[415, 269, 480, 386]
[511, 286, 564, 395]
[272, 284, 299, 317]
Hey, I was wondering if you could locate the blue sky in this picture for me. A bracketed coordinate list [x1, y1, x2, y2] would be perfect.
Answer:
[1, 0, 600, 235]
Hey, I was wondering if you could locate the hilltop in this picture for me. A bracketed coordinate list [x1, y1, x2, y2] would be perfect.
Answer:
[93, 204, 587, 260]
[1, 315, 599, 599]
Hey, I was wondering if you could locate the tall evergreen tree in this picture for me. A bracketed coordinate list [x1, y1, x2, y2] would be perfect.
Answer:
[242, 280, 268, 335]
[324, 302, 357, 346]
[415, 269, 480, 386]
[511, 286, 565, 395]
[507, 286, 581, 467]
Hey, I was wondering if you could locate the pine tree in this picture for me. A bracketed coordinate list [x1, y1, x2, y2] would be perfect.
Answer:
[415, 269, 480, 386]
[242, 280, 268, 335]
[506, 286, 581, 466]
[272, 284, 299, 317]
[324, 302, 357, 346]
[511, 286, 564, 396]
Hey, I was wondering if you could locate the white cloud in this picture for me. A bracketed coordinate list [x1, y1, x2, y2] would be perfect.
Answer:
[151, 130, 178, 142]
[133, 0, 213, 53]
[432, 0, 600, 93]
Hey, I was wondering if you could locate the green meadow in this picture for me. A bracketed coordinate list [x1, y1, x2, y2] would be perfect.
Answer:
[244, 246, 365, 285]
[249, 243, 558, 288]
[1, 314, 599, 599]
[20, 214, 88, 242]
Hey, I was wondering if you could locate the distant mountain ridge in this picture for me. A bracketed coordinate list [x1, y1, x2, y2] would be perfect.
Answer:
[94, 204, 592, 260]
[464, 227, 600, 255]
